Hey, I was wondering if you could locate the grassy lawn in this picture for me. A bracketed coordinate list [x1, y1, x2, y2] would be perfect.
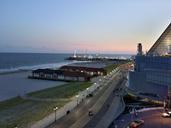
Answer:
[105, 64, 118, 73]
[0, 100, 67, 128]
[0, 96, 26, 111]
[29, 82, 92, 99]
[0, 82, 92, 128]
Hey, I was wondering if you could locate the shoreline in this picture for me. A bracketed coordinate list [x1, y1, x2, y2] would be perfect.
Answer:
[0, 69, 31, 76]
[0, 61, 93, 101]
[0, 71, 66, 101]
[0, 60, 78, 75]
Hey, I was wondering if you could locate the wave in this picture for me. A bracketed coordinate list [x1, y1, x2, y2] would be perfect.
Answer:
[0, 61, 79, 74]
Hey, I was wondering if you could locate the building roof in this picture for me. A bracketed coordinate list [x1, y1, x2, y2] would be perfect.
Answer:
[61, 62, 109, 69]
[33, 69, 63, 74]
[33, 69, 91, 78]
[148, 23, 171, 56]
[60, 65, 106, 72]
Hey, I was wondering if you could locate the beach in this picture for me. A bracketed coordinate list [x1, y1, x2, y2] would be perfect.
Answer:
[0, 71, 66, 101]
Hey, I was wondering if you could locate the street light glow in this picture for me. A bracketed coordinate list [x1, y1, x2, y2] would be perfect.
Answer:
[76, 95, 79, 98]
[53, 106, 58, 111]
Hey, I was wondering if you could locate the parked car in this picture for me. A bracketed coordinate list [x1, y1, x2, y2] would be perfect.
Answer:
[86, 93, 93, 98]
[162, 112, 171, 118]
[127, 119, 144, 128]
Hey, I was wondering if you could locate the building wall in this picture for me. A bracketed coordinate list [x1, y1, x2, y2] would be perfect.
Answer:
[129, 71, 168, 98]
[129, 55, 171, 98]
[135, 56, 171, 72]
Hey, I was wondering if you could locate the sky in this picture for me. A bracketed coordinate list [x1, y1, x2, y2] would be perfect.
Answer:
[0, 0, 171, 54]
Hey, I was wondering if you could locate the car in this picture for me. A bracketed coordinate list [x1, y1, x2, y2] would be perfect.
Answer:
[162, 112, 171, 118]
[88, 110, 94, 116]
[86, 93, 93, 98]
[127, 119, 144, 128]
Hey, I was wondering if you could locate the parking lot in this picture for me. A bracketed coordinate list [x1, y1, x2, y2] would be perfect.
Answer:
[110, 108, 171, 128]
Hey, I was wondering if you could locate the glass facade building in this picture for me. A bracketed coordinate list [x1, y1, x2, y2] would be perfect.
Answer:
[129, 55, 171, 99]
[129, 23, 171, 99]
[148, 23, 171, 56]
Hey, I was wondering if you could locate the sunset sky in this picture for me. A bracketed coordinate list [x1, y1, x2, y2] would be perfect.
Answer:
[0, 0, 171, 54]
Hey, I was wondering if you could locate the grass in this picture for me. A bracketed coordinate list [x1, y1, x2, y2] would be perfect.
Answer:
[0, 82, 92, 128]
[29, 82, 92, 99]
[0, 96, 26, 111]
[0, 100, 67, 128]
[105, 64, 118, 73]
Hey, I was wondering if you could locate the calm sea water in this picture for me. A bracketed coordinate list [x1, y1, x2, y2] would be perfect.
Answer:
[0, 53, 132, 73]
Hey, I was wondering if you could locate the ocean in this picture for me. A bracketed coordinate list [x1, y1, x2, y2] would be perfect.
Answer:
[0, 53, 73, 73]
[0, 53, 132, 73]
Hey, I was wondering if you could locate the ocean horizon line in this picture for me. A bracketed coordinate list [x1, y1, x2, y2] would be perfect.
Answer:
[0, 52, 134, 55]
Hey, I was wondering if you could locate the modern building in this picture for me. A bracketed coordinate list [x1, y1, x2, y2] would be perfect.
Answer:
[129, 23, 171, 103]
[148, 23, 171, 56]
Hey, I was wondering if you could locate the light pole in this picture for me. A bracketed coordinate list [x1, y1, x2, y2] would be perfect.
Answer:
[53, 106, 58, 122]
[86, 88, 89, 95]
[76, 95, 79, 105]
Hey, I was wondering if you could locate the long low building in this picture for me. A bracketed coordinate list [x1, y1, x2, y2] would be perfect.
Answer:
[29, 69, 91, 82]
[60, 65, 107, 76]
[29, 62, 117, 82]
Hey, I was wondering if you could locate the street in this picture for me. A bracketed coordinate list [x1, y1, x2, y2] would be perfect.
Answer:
[47, 68, 126, 128]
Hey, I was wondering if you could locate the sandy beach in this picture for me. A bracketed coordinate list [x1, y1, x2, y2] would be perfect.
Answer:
[0, 71, 66, 101]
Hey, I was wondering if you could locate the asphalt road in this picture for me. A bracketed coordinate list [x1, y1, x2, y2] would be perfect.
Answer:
[47, 69, 123, 128]
[84, 79, 124, 128]
[110, 108, 171, 128]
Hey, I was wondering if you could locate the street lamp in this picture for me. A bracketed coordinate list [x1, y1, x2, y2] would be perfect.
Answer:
[76, 95, 79, 105]
[53, 106, 58, 122]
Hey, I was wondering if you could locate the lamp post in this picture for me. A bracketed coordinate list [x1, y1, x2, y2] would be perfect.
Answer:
[53, 106, 58, 122]
[76, 95, 79, 105]
[86, 88, 89, 95]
